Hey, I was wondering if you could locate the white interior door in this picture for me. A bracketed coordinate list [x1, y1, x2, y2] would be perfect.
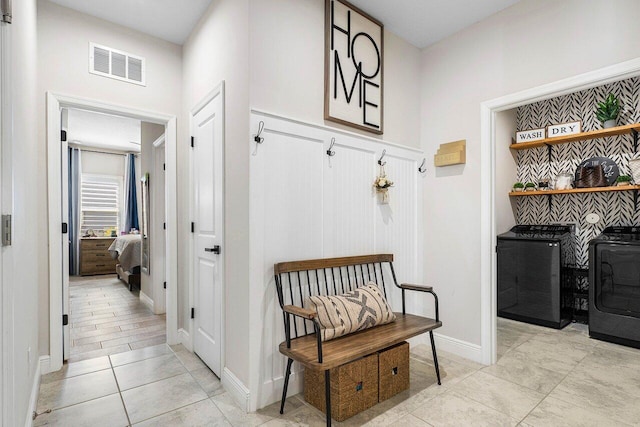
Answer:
[60, 109, 70, 361]
[191, 86, 224, 377]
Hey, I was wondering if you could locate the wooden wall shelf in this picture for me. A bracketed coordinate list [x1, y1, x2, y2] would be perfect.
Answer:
[509, 185, 640, 197]
[510, 123, 640, 150]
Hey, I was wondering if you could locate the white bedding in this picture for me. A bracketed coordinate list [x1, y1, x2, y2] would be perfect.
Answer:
[108, 234, 141, 271]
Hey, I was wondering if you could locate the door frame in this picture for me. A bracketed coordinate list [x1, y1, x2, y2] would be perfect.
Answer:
[479, 58, 640, 365]
[0, 17, 14, 427]
[46, 92, 179, 373]
[187, 81, 225, 376]
[151, 134, 166, 314]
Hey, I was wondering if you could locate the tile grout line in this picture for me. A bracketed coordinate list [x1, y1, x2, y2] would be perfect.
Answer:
[512, 328, 598, 424]
[109, 355, 133, 427]
[457, 327, 587, 423]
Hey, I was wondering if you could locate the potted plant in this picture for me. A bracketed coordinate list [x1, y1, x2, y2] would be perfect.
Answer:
[596, 93, 620, 129]
[525, 182, 536, 191]
[513, 182, 524, 192]
[616, 175, 632, 186]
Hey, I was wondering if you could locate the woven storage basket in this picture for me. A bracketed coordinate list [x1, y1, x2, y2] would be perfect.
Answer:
[378, 341, 410, 401]
[304, 354, 378, 421]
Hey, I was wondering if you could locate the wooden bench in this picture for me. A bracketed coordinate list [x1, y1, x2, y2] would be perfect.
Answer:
[274, 254, 442, 426]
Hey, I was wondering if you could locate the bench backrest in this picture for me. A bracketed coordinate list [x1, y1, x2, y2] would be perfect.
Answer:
[273, 254, 398, 339]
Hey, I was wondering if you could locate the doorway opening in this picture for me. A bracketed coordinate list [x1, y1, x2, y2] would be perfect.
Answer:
[62, 107, 167, 362]
[481, 58, 640, 365]
[46, 93, 178, 373]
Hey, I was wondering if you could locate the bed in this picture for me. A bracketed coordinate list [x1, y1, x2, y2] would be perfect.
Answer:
[108, 234, 142, 291]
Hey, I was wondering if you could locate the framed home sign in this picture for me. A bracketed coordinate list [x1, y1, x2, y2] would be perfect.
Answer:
[325, 0, 383, 134]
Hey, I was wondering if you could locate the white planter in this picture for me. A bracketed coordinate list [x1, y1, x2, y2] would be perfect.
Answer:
[603, 119, 617, 129]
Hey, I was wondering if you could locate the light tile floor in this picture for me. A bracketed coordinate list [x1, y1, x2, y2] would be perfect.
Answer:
[69, 275, 166, 362]
[34, 319, 640, 426]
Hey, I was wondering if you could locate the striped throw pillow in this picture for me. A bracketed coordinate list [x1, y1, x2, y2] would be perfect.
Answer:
[306, 283, 396, 342]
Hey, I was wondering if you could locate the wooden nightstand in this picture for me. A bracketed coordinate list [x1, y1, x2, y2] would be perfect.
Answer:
[79, 237, 117, 276]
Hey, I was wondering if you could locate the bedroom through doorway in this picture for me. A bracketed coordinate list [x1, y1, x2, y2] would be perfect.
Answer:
[62, 107, 167, 362]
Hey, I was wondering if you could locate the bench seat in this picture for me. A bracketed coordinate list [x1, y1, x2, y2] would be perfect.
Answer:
[280, 313, 441, 370]
[274, 254, 441, 426]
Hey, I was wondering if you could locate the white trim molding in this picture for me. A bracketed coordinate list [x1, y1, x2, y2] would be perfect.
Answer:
[480, 57, 640, 365]
[39, 356, 52, 376]
[45, 92, 179, 372]
[139, 291, 154, 312]
[222, 367, 251, 413]
[25, 358, 41, 427]
[178, 328, 192, 352]
[408, 333, 482, 364]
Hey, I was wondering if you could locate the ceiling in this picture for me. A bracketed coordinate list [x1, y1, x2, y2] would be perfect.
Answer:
[67, 109, 141, 153]
[341, 0, 521, 48]
[47, 0, 214, 45]
[48, 0, 520, 49]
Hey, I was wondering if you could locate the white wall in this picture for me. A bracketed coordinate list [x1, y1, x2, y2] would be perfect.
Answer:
[9, 0, 40, 424]
[37, 0, 182, 357]
[140, 122, 164, 305]
[182, 0, 251, 386]
[420, 0, 640, 347]
[249, 0, 422, 149]
[81, 151, 126, 177]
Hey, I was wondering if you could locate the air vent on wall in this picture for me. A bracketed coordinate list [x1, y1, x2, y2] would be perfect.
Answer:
[89, 42, 146, 86]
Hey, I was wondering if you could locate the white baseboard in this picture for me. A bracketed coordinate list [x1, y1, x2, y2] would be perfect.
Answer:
[178, 328, 192, 351]
[139, 291, 154, 312]
[254, 370, 303, 412]
[222, 367, 251, 412]
[25, 359, 42, 427]
[39, 355, 53, 375]
[408, 332, 483, 364]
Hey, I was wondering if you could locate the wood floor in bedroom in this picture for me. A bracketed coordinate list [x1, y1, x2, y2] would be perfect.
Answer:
[69, 275, 166, 362]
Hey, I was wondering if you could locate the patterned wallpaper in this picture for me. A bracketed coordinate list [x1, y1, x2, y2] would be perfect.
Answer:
[515, 77, 640, 267]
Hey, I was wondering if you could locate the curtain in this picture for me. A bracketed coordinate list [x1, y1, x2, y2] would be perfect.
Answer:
[123, 153, 139, 232]
[68, 147, 81, 275]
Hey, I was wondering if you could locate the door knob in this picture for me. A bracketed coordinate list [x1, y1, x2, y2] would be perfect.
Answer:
[205, 245, 221, 254]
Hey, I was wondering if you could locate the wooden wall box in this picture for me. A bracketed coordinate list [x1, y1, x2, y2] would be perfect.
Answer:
[434, 140, 466, 167]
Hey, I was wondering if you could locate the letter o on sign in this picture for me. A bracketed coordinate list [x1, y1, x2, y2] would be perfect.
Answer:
[351, 32, 380, 79]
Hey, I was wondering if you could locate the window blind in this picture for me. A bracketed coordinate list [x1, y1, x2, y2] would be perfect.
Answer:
[81, 174, 122, 234]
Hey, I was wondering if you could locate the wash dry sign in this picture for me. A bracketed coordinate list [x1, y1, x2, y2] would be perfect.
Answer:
[325, 0, 383, 134]
[547, 121, 581, 138]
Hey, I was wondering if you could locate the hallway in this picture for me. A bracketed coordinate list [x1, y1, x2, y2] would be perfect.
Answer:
[69, 276, 166, 362]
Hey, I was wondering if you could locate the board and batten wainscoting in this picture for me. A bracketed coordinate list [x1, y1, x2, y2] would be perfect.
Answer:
[247, 110, 428, 411]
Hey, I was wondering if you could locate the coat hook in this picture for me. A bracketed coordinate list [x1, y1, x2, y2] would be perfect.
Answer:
[327, 137, 336, 157]
[418, 158, 427, 173]
[378, 149, 386, 166]
[254, 121, 265, 144]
